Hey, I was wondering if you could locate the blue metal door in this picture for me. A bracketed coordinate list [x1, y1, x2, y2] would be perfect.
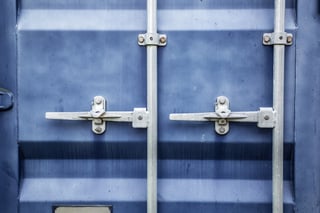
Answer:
[17, 1, 295, 213]
[1, 0, 320, 213]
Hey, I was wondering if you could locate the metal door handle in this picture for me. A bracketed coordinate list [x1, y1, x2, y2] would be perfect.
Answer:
[170, 96, 275, 135]
[46, 96, 148, 134]
[0, 88, 14, 111]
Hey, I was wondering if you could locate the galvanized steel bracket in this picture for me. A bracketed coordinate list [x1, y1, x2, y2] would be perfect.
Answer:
[0, 87, 14, 111]
[170, 96, 275, 135]
[138, 33, 167, 46]
[257, 107, 275, 128]
[46, 96, 149, 135]
[263, 32, 293, 45]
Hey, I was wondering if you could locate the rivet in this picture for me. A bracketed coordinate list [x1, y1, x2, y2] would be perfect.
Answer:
[219, 97, 226, 105]
[95, 127, 102, 133]
[95, 97, 103, 105]
[264, 115, 270, 120]
[219, 127, 226, 134]
[138, 115, 143, 121]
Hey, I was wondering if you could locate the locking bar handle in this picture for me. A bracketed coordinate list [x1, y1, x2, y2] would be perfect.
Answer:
[170, 96, 275, 135]
[46, 96, 148, 134]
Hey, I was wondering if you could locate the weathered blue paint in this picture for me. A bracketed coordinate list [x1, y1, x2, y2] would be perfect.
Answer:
[0, 1, 18, 213]
[0, 0, 319, 212]
[295, 0, 320, 212]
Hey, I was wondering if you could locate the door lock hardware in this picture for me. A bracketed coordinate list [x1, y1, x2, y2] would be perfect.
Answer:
[46, 96, 149, 134]
[0, 88, 14, 111]
[169, 96, 275, 135]
[138, 33, 167, 46]
[263, 32, 293, 45]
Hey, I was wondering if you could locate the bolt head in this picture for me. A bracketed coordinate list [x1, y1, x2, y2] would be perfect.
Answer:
[159, 36, 166, 44]
[264, 115, 270, 120]
[138, 115, 143, 121]
[264, 35, 271, 43]
[138, 36, 145, 43]
[287, 35, 293, 43]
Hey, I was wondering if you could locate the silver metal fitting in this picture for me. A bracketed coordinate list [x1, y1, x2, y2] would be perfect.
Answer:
[169, 96, 275, 135]
[138, 33, 167, 46]
[46, 96, 149, 135]
[263, 32, 293, 45]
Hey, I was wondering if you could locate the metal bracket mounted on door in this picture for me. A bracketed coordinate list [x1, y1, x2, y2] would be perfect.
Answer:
[170, 96, 275, 135]
[0, 87, 14, 111]
[263, 32, 293, 45]
[138, 33, 167, 46]
[46, 96, 148, 134]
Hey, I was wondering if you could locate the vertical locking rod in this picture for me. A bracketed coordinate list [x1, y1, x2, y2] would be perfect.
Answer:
[273, 0, 285, 212]
[147, 0, 158, 213]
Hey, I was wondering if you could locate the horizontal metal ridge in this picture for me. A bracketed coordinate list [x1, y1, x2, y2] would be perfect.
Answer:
[18, 9, 296, 31]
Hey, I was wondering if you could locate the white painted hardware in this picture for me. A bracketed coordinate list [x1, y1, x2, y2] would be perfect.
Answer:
[261, 0, 290, 212]
[263, 32, 293, 45]
[170, 96, 275, 135]
[137, 0, 166, 212]
[138, 33, 167, 46]
[268, 0, 288, 212]
[46, 96, 148, 134]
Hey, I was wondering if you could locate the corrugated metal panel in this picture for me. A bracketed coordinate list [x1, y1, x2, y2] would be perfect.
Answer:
[16, 1, 296, 213]
[0, 0, 319, 212]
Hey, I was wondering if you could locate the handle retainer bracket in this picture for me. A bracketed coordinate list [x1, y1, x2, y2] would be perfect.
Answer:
[263, 32, 293, 45]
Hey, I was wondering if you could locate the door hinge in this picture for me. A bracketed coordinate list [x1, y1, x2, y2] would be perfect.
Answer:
[0, 88, 14, 111]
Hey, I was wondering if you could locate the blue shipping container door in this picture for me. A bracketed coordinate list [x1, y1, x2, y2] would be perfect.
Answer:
[17, 1, 295, 213]
[1, 0, 320, 212]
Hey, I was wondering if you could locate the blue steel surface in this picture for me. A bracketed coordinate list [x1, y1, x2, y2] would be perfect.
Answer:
[20, 0, 295, 9]
[0, 0, 312, 212]
[0, 1, 18, 213]
[295, 0, 320, 212]
[16, 1, 298, 213]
